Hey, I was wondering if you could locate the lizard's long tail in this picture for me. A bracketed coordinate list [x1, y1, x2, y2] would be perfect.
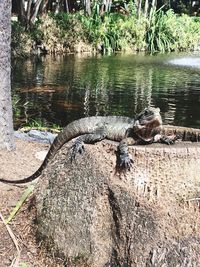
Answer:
[0, 134, 67, 184]
[162, 125, 200, 142]
[0, 132, 70, 184]
[0, 116, 132, 184]
[0, 116, 106, 184]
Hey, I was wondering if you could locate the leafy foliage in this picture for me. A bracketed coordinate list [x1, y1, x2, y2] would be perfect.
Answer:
[146, 8, 200, 53]
[11, 21, 33, 56]
[11, 3, 200, 55]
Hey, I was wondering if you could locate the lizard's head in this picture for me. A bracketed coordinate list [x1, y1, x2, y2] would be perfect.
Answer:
[134, 107, 162, 127]
[133, 107, 162, 141]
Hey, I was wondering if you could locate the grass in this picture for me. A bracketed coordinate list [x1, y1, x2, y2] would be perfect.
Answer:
[6, 185, 35, 225]
[21, 119, 62, 133]
[146, 8, 200, 53]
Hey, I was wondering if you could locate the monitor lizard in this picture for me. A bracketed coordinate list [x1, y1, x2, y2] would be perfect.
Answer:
[0, 107, 199, 184]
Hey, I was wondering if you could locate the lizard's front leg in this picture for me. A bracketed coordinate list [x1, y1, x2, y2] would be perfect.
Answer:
[116, 138, 135, 170]
[70, 126, 107, 161]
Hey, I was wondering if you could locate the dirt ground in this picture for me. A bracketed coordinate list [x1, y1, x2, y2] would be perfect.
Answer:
[0, 139, 65, 267]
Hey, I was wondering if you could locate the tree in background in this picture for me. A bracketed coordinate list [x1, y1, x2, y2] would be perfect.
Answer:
[170, 0, 194, 14]
[0, 0, 15, 150]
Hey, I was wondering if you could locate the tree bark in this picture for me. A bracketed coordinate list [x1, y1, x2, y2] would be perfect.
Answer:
[0, 0, 15, 151]
[35, 140, 200, 266]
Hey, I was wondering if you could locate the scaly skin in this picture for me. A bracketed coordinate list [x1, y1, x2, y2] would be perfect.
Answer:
[0, 107, 172, 184]
[161, 125, 200, 142]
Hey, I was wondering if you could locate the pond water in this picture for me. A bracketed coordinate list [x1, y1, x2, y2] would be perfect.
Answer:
[12, 52, 200, 129]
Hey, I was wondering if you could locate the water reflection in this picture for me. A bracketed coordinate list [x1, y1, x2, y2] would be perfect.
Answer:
[12, 53, 200, 129]
[168, 56, 200, 68]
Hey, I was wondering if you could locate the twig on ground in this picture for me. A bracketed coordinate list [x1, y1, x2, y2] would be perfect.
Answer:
[0, 211, 21, 267]
[6, 185, 34, 225]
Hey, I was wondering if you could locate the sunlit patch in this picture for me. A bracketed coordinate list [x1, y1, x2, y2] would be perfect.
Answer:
[167, 57, 200, 69]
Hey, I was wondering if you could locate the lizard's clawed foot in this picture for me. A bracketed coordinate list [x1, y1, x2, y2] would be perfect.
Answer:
[160, 135, 179, 145]
[117, 153, 133, 171]
[70, 139, 85, 162]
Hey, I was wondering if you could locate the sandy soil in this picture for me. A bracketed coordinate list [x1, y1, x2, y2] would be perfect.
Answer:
[0, 139, 64, 267]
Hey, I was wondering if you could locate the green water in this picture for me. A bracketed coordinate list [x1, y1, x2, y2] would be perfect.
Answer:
[12, 52, 200, 129]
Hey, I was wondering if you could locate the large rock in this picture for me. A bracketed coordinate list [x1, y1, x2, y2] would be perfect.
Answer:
[35, 140, 200, 266]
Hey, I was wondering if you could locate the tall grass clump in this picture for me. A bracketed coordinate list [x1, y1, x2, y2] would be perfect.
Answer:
[146, 8, 181, 53]
[79, 2, 147, 53]
[79, 7, 126, 53]
[146, 8, 200, 53]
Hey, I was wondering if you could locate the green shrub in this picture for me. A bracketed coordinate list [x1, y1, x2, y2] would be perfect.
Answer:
[121, 15, 147, 51]
[146, 8, 175, 53]
[175, 15, 200, 50]
[37, 15, 66, 53]
[11, 21, 33, 56]
[48, 12, 92, 53]
[29, 19, 44, 45]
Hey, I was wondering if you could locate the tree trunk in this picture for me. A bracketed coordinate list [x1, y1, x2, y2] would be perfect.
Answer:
[41, 0, 49, 14]
[85, 0, 91, 16]
[144, 0, 149, 17]
[0, 0, 15, 151]
[135, 0, 142, 18]
[35, 140, 200, 266]
[26, 0, 33, 29]
[151, 0, 157, 9]
[65, 0, 69, 13]
[100, 0, 105, 14]
[30, 0, 43, 25]
[18, 0, 26, 24]
[105, 0, 112, 12]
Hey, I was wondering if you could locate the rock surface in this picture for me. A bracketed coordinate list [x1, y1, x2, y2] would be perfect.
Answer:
[14, 130, 57, 144]
[35, 140, 200, 266]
